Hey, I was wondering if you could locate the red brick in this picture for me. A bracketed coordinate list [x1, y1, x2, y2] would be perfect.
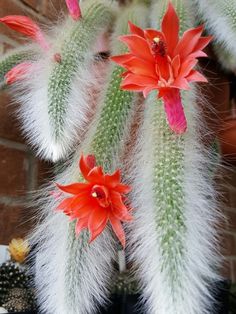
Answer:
[230, 193, 236, 213]
[22, 0, 42, 11]
[0, 145, 28, 197]
[232, 260, 236, 283]
[226, 210, 236, 231]
[37, 159, 52, 186]
[221, 259, 232, 279]
[0, 203, 33, 244]
[221, 232, 236, 256]
[0, 90, 25, 143]
[40, 0, 67, 20]
[198, 58, 230, 142]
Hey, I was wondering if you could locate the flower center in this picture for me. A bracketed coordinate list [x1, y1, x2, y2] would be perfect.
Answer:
[151, 37, 167, 58]
[91, 185, 110, 208]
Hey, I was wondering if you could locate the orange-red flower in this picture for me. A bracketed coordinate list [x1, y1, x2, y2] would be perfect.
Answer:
[56, 154, 132, 247]
[0, 15, 49, 50]
[111, 2, 212, 134]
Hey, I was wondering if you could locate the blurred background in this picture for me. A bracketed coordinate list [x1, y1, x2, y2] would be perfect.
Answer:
[0, 0, 236, 313]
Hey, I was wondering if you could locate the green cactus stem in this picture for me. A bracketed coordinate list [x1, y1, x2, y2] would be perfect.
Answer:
[63, 3, 148, 313]
[0, 48, 34, 88]
[47, 0, 115, 143]
[128, 1, 219, 312]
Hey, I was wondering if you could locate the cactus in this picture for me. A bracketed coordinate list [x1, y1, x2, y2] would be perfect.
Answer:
[30, 3, 148, 314]
[10, 0, 115, 162]
[0, 47, 34, 88]
[128, 1, 220, 313]
[0, 0, 228, 313]
[192, 0, 236, 70]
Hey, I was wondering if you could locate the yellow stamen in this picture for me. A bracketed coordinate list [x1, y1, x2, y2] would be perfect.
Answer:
[92, 192, 97, 198]
[153, 37, 160, 43]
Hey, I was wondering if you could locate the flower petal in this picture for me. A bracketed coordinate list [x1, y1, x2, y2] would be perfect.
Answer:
[88, 208, 108, 234]
[75, 217, 88, 235]
[121, 73, 158, 88]
[172, 77, 190, 90]
[161, 2, 179, 57]
[79, 154, 96, 181]
[5, 62, 32, 84]
[119, 34, 153, 62]
[110, 54, 134, 67]
[56, 197, 73, 212]
[65, 0, 82, 20]
[0, 15, 49, 50]
[110, 215, 126, 248]
[114, 184, 132, 194]
[56, 182, 89, 195]
[192, 36, 212, 54]
[128, 21, 145, 37]
[171, 55, 180, 78]
[87, 166, 104, 183]
[174, 26, 204, 60]
[163, 89, 187, 134]
[178, 59, 198, 78]
[110, 191, 131, 221]
[70, 195, 92, 213]
[144, 29, 165, 43]
[72, 202, 93, 219]
[104, 170, 121, 188]
[186, 70, 208, 83]
[89, 216, 109, 243]
[120, 56, 157, 78]
[120, 83, 146, 93]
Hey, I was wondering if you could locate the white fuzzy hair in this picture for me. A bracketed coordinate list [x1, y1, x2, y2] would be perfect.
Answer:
[28, 83, 137, 314]
[191, 0, 236, 62]
[28, 3, 149, 313]
[12, 56, 108, 162]
[29, 157, 117, 314]
[9, 0, 114, 162]
[127, 88, 222, 314]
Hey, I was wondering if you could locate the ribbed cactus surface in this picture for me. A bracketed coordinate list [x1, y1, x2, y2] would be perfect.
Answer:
[64, 5, 148, 313]
[48, 0, 115, 142]
[128, 1, 220, 313]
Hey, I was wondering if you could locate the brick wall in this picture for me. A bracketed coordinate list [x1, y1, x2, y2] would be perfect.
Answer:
[1, 0, 236, 284]
[220, 166, 236, 282]
[0, 0, 67, 243]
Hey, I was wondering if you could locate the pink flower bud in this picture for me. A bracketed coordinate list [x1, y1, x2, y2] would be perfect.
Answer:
[65, 0, 82, 21]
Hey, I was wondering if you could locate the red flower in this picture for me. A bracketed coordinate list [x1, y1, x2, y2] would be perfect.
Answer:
[5, 62, 32, 84]
[0, 15, 49, 50]
[65, 0, 82, 20]
[111, 3, 212, 134]
[56, 154, 132, 247]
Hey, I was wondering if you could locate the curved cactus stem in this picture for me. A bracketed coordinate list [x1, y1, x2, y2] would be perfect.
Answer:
[12, 0, 115, 162]
[0, 46, 35, 89]
[127, 1, 221, 313]
[47, 0, 115, 158]
[30, 3, 148, 314]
